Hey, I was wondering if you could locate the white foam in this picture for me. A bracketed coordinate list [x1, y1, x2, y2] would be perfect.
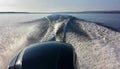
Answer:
[0, 15, 120, 69]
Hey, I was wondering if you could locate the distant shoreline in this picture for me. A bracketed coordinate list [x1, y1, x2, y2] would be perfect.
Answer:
[0, 11, 120, 14]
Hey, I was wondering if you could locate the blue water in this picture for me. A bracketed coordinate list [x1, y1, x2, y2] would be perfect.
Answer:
[65, 13, 120, 32]
[0, 13, 120, 69]
[0, 13, 120, 31]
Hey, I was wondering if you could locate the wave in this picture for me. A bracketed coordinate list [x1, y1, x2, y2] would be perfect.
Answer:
[0, 15, 120, 69]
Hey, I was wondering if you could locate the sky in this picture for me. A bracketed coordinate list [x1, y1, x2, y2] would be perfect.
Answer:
[0, 0, 120, 12]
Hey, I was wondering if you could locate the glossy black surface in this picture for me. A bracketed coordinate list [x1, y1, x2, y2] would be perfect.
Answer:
[8, 41, 76, 69]
[22, 42, 74, 69]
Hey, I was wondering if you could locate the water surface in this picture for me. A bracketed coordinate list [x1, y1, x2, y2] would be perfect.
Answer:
[0, 13, 120, 31]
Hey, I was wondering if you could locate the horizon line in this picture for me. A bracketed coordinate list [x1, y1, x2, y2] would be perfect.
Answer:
[0, 10, 120, 14]
[0, 10, 120, 12]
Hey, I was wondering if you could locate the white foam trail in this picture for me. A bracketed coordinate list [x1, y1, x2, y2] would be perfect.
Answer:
[0, 15, 120, 69]
[0, 23, 40, 69]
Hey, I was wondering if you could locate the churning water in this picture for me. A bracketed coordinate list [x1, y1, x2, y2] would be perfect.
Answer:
[0, 14, 120, 69]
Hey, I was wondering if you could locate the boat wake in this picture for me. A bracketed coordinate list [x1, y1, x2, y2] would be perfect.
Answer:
[0, 15, 120, 69]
